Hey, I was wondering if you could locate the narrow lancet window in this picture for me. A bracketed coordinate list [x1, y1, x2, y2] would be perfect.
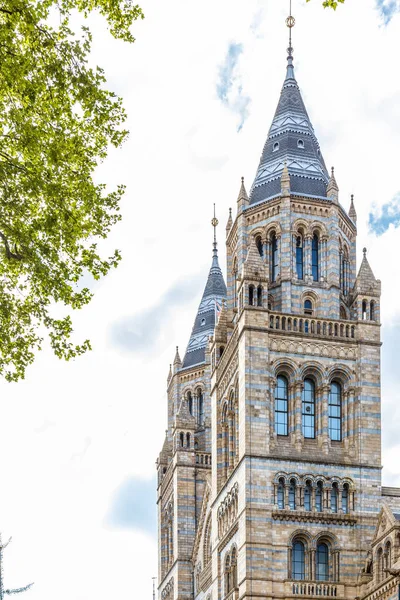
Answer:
[296, 236, 304, 280]
[271, 233, 278, 283]
[312, 233, 319, 281]
[292, 541, 306, 580]
[329, 382, 342, 441]
[275, 375, 288, 436]
[302, 379, 315, 438]
[316, 543, 329, 581]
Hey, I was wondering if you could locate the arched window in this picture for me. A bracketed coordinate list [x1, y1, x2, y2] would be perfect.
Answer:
[316, 543, 329, 581]
[233, 259, 238, 309]
[329, 382, 342, 441]
[304, 299, 313, 316]
[289, 479, 296, 510]
[331, 484, 338, 513]
[271, 233, 278, 283]
[275, 375, 288, 436]
[312, 233, 319, 281]
[315, 481, 323, 512]
[188, 391, 193, 416]
[340, 305, 347, 319]
[273, 141, 279, 152]
[342, 484, 349, 514]
[186, 432, 191, 448]
[297, 139, 304, 149]
[204, 516, 212, 564]
[225, 554, 231, 593]
[249, 285, 254, 306]
[256, 236, 263, 257]
[292, 541, 306, 580]
[197, 389, 204, 426]
[362, 300, 368, 320]
[296, 236, 304, 280]
[302, 379, 315, 438]
[257, 285, 263, 307]
[180, 432, 184, 447]
[377, 547, 383, 582]
[370, 301, 375, 321]
[277, 478, 285, 509]
[385, 541, 392, 571]
[231, 548, 237, 589]
[304, 481, 312, 511]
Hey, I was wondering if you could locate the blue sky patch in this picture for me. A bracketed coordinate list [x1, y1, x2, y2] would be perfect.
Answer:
[106, 475, 157, 537]
[368, 193, 400, 235]
[216, 42, 251, 131]
[376, 0, 400, 24]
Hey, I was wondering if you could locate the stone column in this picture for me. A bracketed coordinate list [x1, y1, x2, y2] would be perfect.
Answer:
[321, 384, 330, 453]
[294, 381, 304, 451]
[277, 235, 282, 280]
[305, 235, 312, 281]
[285, 484, 290, 510]
[338, 488, 343, 514]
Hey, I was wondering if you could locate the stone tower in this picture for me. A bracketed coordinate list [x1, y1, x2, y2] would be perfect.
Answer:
[157, 19, 400, 600]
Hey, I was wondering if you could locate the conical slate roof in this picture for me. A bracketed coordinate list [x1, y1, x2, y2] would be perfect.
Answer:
[250, 49, 329, 204]
[182, 243, 227, 369]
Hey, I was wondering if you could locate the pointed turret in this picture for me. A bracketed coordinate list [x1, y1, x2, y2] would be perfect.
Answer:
[250, 42, 328, 205]
[354, 248, 380, 296]
[173, 346, 181, 373]
[327, 167, 339, 203]
[237, 177, 249, 213]
[242, 236, 268, 280]
[226, 208, 233, 235]
[167, 363, 172, 384]
[349, 194, 357, 224]
[182, 212, 227, 368]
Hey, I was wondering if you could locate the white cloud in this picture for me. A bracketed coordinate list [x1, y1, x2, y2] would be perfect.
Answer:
[1, 0, 400, 597]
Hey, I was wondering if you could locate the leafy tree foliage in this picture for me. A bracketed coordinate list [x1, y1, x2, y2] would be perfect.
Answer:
[308, 0, 345, 8]
[0, 0, 143, 380]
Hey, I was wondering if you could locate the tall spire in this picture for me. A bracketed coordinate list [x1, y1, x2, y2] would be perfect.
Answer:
[182, 208, 227, 368]
[286, 0, 295, 81]
[249, 5, 329, 205]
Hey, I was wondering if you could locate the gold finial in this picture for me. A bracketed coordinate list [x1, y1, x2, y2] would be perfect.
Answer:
[211, 203, 219, 252]
[286, 0, 295, 57]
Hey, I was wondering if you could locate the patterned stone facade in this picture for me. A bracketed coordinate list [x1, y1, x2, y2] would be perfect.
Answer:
[156, 38, 400, 600]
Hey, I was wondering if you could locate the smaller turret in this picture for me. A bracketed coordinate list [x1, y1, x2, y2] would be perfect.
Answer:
[226, 208, 233, 236]
[173, 346, 181, 373]
[351, 248, 381, 323]
[327, 166, 339, 203]
[237, 177, 249, 213]
[349, 194, 357, 224]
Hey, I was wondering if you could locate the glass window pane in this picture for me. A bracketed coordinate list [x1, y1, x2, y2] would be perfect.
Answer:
[292, 542, 305, 580]
[316, 543, 329, 581]
[275, 376, 288, 436]
[331, 487, 338, 513]
[302, 379, 315, 438]
[329, 382, 342, 441]
[304, 485, 312, 511]
[312, 234, 319, 281]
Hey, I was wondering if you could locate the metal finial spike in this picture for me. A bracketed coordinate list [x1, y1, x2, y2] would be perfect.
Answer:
[229, 207, 232, 216]
[331, 166, 335, 176]
[211, 204, 219, 258]
[363, 247, 367, 257]
[351, 194, 354, 201]
[241, 176, 244, 183]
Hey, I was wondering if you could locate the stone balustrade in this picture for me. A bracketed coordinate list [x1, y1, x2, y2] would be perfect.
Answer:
[196, 452, 212, 467]
[269, 312, 357, 341]
[289, 581, 343, 597]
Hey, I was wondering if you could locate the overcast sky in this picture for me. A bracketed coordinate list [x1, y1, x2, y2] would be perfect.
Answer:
[0, 0, 399, 598]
